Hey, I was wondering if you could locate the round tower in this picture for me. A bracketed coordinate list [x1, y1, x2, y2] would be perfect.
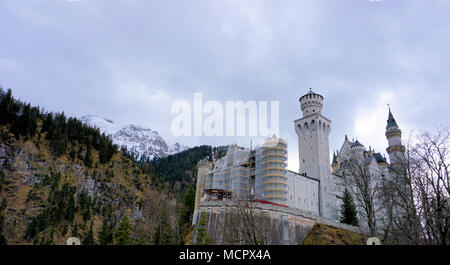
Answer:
[294, 89, 334, 219]
[385, 108, 406, 174]
[193, 159, 213, 224]
[299, 88, 324, 116]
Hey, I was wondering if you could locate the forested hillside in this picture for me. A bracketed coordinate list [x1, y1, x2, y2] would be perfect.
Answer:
[149, 145, 227, 194]
[0, 88, 192, 245]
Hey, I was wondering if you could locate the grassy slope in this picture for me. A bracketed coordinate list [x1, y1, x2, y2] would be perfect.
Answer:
[302, 223, 367, 245]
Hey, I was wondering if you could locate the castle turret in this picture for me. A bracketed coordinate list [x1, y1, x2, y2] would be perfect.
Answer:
[193, 158, 213, 224]
[294, 89, 335, 219]
[299, 88, 324, 116]
[385, 108, 406, 175]
[350, 139, 365, 162]
[331, 151, 338, 173]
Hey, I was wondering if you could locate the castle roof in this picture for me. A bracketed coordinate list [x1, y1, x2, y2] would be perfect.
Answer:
[351, 140, 363, 148]
[332, 152, 337, 164]
[386, 108, 399, 129]
[374, 152, 387, 163]
[307, 88, 315, 95]
[300, 88, 323, 101]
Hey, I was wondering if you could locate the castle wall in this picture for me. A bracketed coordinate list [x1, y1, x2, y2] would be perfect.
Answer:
[195, 201, 360, 245]
[286, 171, 320, 215]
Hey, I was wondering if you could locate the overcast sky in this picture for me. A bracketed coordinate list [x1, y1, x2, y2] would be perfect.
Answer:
[1, 0, 449, 171]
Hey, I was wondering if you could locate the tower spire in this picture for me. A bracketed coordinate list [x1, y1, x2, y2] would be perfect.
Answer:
[386, 107, 399, 129]
[385, 107, 405, 173]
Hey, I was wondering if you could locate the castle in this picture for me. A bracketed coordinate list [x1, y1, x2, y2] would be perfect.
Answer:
[193, 89, 406, 234]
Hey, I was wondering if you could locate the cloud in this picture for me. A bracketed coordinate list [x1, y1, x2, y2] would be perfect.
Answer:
[0, 58, 20, 73]
[0, 0, 449, 152]
[114, 80, 169, 105]
[353, 90, 393, 154]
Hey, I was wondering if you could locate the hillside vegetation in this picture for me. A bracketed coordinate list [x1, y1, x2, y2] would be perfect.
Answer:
[302, 223, 367, 245]
[0, 88, 190, 245]
[150, 145, 227, 194]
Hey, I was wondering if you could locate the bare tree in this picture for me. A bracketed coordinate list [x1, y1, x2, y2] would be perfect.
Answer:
[342, 159, 382, 237]
[379, 144, 423, 245]
[382, 127, 449, 245]
[218, 199, 271, 245]
[409, 127, 449, 245]
[133, 189, 180, 245]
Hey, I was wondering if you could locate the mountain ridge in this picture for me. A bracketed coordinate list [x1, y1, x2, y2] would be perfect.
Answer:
[80, 115, 188, 160]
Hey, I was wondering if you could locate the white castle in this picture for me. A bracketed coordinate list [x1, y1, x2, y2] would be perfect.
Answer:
[194, 89, 406, 228]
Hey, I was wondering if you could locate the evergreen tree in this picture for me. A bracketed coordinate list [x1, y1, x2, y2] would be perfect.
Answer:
[46, 226, 55, 245]
[194, 212, 210, 245]
[11, 103, 38, 138]
[0, 198, 7, 245]
[0, 169, 5, 193]
[149, 145, 215, 190]
[181, 184, 196, 225]
[78, 191, 92, 221]
[50, 128, 67, 156]
[82, 223, 95, 245]
[115, 215, 131, 245]
[0, 88, 19, 126]
[153, 202, 173, 245]
[24, 218, 38, 242]
[72, 223, 79, 237]
[84, 145, 93, 168]
[340, 188, 359, 226]
[99, 218, 113, 245]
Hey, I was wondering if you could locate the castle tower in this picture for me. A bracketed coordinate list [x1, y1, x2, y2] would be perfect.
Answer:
[193, 158, 213, 225]
[385, 108, 406, 175]
[294, 89, 334, 218]
[331, 151, 338, 173]
[350, 140, 365, 162]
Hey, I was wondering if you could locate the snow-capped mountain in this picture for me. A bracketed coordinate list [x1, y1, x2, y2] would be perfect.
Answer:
[80, 115, 189, 160]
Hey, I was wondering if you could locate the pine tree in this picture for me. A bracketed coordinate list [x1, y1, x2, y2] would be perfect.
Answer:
[84, 145, 93, 168]
[99, 218, 113, 245]
[50, 128, 67, 156]
[153, 202, 173, 245]
[181, 184, 196, 225]
[0, 88, 19, 126]
[0, 198, 7, 245]
[82, 223, 95, 245]
[115, 215, 131, 245]
[194, 212, 210, 245]
[72, 223, 79, 237]
[46, 226, 55, 245]
[340, 188, 359, 226]
[0, 169, 5, 193]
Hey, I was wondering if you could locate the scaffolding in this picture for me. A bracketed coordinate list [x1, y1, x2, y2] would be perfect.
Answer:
[255, 137, 288, 204]
[203, 136, 288, 204]
[205, 144, 251, 200]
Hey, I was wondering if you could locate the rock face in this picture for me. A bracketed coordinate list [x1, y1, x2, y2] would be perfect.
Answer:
[0, 133, 177, 245]
[80, 115, 189, 160]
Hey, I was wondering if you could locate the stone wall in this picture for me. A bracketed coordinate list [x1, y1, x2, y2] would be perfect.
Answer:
[194, 200, 361, 245]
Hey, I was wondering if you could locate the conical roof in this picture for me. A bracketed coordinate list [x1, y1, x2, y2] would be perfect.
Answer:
[386, 108, 399, 129]
[351, 139, 363, 147]
[332, 151, 338, 164]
